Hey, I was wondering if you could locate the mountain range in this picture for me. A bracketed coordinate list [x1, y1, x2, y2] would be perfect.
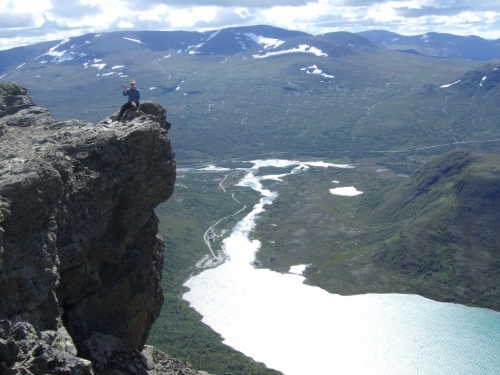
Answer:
[2, 25, 500, 374]
[1, 25, 499, 166]
[358, 30, 500, 60]
[2, 25, 500, 293]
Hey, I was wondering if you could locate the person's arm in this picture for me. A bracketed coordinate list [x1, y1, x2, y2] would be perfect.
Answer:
[136, 89, 140, 103]
[122, 83, 128, 96]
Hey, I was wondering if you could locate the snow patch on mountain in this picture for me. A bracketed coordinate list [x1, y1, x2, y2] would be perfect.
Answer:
[189, 47, 201, 55]
[440, 80, 461, 88]
[33, 39, 87, 63]
[330, 187, 363, 196]
[30, 38, 93, 64]
[35, 39, 70, 60]
[253, 44, 328, 59]
[189, 31, 221, 54]
[91, 63, 106, 70]
[123, 37, 145, 45]
[301, 65, 334, 79]
[243, 33, 285, 49]
[205, 30, 220, 42]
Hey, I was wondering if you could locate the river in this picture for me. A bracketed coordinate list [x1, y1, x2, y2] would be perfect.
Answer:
[183, 160, 500, 375]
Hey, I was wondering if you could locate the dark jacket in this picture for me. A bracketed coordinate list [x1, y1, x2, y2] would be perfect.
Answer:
[123, 88, 140, 104]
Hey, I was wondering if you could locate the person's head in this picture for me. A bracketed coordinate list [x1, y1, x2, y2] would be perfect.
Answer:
[130, 79, 136, 88]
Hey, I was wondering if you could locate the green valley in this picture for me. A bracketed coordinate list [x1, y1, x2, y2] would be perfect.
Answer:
[3, 26, 500, 374]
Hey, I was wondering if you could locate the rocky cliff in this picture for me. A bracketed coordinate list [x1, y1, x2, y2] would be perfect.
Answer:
[0, 82, 207, 374]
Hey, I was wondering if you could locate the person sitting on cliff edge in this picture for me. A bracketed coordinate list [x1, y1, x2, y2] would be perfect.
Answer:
[116, 79, 140, 121]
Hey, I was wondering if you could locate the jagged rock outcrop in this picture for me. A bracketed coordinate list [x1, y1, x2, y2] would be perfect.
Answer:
[0, 82, 207, 374]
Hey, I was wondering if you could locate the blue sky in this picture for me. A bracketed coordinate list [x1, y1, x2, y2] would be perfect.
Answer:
[1, 0, 499, 50]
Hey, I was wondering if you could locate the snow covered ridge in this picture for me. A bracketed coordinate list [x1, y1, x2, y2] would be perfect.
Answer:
[253, 44, 328, 59]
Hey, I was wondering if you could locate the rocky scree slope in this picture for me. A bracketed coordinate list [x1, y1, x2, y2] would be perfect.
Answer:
[0, 82, 208, 374]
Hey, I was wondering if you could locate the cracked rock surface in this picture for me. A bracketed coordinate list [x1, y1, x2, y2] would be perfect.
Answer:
[0, 82, 206, 374]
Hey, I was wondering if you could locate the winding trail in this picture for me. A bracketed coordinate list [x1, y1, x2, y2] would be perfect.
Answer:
[369, 138, 500, 153]
[201, 174, 247, 261]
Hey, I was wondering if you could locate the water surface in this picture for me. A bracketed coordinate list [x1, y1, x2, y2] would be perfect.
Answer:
[183, 160, 500, 375]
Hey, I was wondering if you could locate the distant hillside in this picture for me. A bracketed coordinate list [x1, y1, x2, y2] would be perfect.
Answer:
[0, 25, 497, 165]
[253, 150, 500, 311]
[372, 150, 500, 309]
[358, 30, 500, 60]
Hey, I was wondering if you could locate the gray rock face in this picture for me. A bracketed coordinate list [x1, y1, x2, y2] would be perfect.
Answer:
[0, 320, 93, 374]
[0, 82, 202, 374]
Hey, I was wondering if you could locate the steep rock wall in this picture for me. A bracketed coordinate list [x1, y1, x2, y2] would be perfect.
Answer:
[0, 82, 206, 374]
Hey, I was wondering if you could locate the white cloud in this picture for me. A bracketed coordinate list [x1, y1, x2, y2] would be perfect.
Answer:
[118, 21, 134, 28]
[164, 7, 220, 28]
[1, 1, 500, 51]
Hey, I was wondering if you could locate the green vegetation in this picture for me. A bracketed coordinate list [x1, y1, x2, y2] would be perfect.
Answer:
[8, 38, 498, 167]
[149, 170, 282, 375]
[253, 151, 500, 310]
[148, 151, 500, 374]
[6, 33, 500, 371]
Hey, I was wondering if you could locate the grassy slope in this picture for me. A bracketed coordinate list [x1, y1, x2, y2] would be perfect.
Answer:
[373, 150, 500, 308]
[253, 151, 500, 311]
[4, 41, 491, 165]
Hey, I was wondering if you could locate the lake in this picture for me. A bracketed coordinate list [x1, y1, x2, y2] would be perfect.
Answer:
[183, 160, 500, 375]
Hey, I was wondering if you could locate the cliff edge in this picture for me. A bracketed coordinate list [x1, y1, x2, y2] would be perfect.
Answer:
[0, 82, 206, 374]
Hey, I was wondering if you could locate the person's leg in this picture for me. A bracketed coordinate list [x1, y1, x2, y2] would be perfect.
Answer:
[117, 102, 131, 120]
